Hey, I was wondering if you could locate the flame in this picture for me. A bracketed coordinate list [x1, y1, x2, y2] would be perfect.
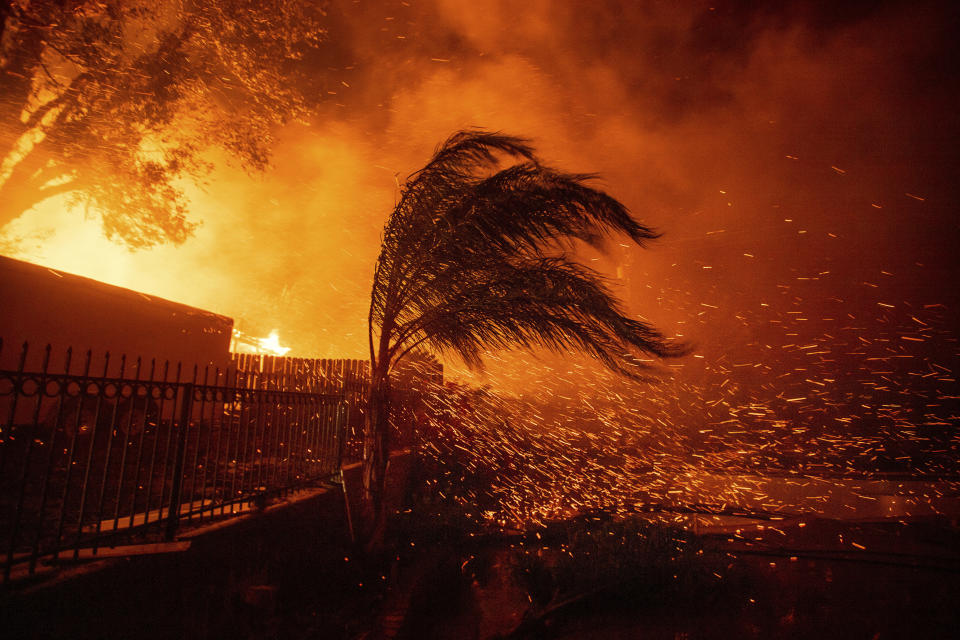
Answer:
[259, 330, 291, 356]
[231, 328, 291, 356]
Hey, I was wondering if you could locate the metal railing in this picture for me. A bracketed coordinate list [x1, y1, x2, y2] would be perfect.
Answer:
[0, 340, 354, 584]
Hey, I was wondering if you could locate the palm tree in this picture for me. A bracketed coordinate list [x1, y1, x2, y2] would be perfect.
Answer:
[363, 130, 684, 537]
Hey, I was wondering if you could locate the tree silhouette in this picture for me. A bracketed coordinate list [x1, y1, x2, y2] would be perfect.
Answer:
[364, 130, 685, 536]
[0, 0, 324, 247]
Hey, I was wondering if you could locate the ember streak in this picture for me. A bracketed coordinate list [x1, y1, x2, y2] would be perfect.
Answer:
[2, 1, 958, 527]
[421, 291, 959, 529]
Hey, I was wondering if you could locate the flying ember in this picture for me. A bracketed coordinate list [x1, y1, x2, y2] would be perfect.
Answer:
[0, 1, 958, 636]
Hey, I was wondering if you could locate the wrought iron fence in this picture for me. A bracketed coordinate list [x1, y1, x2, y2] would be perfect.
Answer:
[0, 340, 353, 584]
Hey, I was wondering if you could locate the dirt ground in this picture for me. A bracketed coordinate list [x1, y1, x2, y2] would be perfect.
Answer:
[383, 516, 960, 640]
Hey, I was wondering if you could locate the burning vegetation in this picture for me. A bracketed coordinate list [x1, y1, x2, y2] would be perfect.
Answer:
[1, 1, 959, 635]
[0, 0, 956, 523]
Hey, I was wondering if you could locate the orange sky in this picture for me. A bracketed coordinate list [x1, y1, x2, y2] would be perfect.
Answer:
[3, 0, 957, 382]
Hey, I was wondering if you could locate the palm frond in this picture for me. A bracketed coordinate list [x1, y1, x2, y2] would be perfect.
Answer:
[369, 129, 685, 377]
[391, 256, 683, 379]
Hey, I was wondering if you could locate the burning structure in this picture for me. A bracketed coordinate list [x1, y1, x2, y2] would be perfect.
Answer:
[0, 256, 396, 585]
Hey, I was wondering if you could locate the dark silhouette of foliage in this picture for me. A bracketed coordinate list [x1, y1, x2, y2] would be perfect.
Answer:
[362, 130, 684, 538]
[0, 0, 325, 247]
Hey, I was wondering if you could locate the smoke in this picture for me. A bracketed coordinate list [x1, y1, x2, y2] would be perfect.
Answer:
[4, 0, 958, 372]
[5, 124, 392, 357]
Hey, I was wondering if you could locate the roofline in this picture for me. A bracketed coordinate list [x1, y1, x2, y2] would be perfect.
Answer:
[0, 254, 233, 325]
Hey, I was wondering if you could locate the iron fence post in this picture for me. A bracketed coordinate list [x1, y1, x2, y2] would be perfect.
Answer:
[334, 398, 347, 476]
[165, 383, 193, 541]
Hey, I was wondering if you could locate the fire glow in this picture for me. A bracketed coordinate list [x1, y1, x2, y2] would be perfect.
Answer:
[231, 328, 292, 357]
[1, 0, 958, 531]
[420, 294, 959, 531]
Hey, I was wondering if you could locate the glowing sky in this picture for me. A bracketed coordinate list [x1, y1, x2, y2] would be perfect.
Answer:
[3, 0, 957, 368]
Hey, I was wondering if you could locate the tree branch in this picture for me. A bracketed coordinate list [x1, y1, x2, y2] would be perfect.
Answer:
[21, 71, 90, 132]
[0, 174, 75, 228]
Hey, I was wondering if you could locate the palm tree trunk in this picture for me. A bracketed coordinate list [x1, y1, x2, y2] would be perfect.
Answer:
[361, 368, 391, 547]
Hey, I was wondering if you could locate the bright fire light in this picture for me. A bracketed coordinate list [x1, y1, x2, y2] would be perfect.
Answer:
[231, 328, 292, 356]
[259, 330, 292, 356]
